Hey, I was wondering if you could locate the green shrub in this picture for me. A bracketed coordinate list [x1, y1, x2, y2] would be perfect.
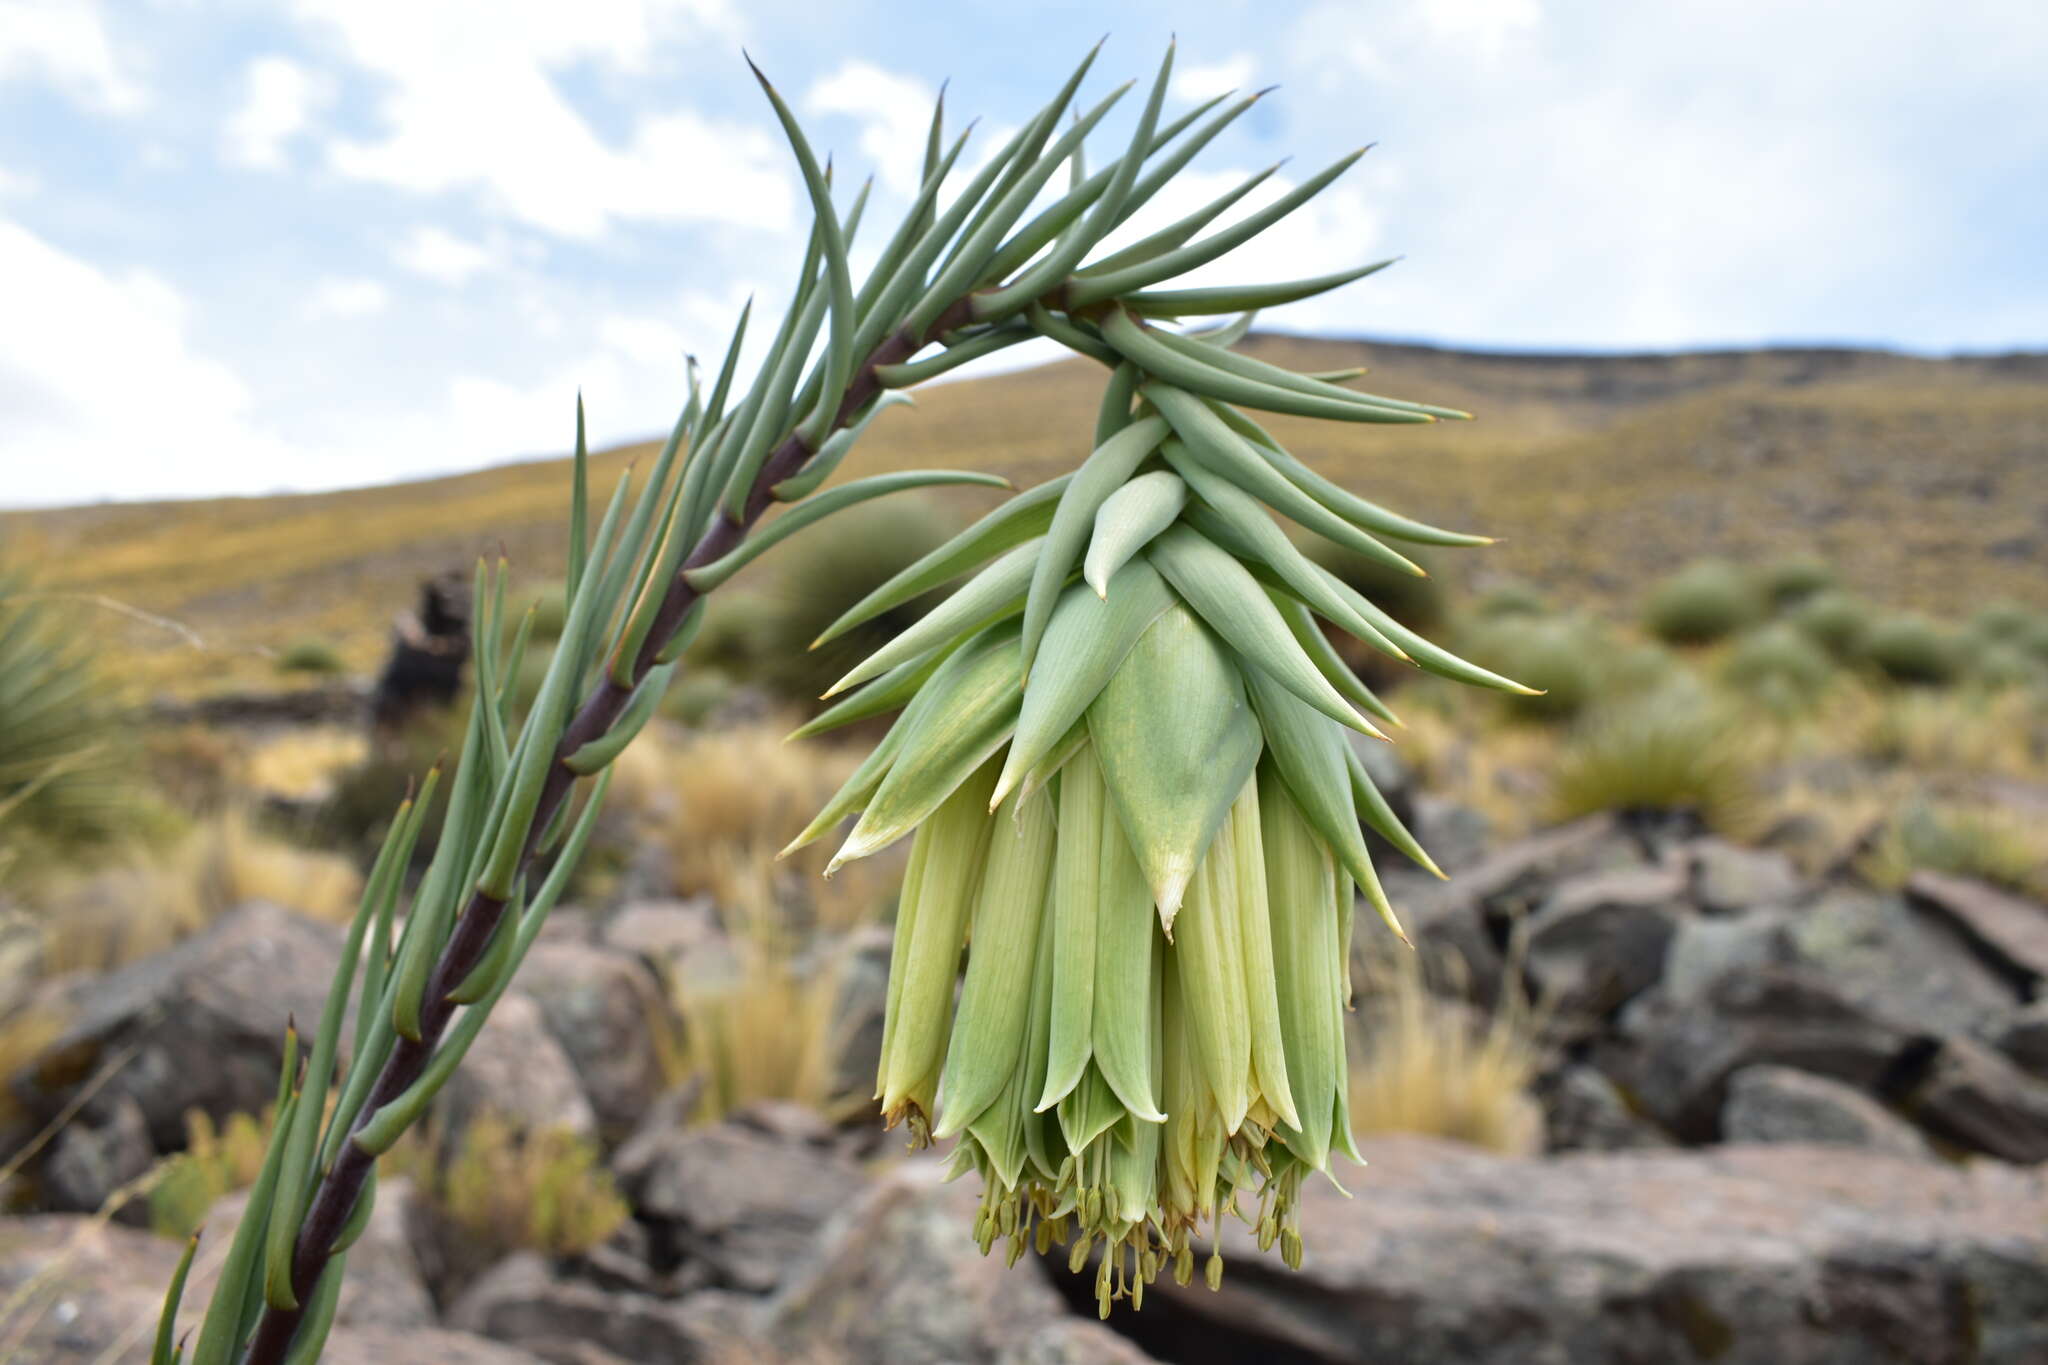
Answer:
[275, 637, 345, 675]
[1866, 801, 2046, 897]
[1967, 643, 2047, 693]
[1792, 589, 1873, 659]
[1459, 616, 1601, 722]
[753, 498, 955, 705]
[1721, 624, 1835, 714]
[1471, 581, 1549, 622]
[1548, 696, 1757, 835]
[0, 570, 135, 848]
[1863, 614, 1958, 686]
[1641, 559, 1759, 646]
[1757, 554, 1836, 610]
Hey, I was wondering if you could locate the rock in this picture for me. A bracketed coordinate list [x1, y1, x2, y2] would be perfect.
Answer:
[1146, 1134, 2048, 1365]
[816, 924, 892, 1102]
[1409, 794, 1492, 878]
[613, 1115, 869, 1293]
[1784, 887, 2019, 1039]
[1609, 966, 1914, 1139]
[1652, 909, 1792, 1007]
[1721, 1064, 1928, 1156]
[512, 941, 670, 1141]
[1452, 813, 1649, 918]
[448, 1252, 763, 1363]
[599, 896, 723, 968]
[321, 1327, 551, 1365]
[1908, 870, 2048, 992]
[193, 1179, 435, 1327]
[1687, 839, 1803, 914]
[1990, 998, 2048, 1079]
[996, 1319, 1165, 1364]
[40, 1093, 153, 1216]
[1523, 865, 1687, 1015]
[1906, 1035, 2048, 1163]
[440, 990, 598, 1144]
[765, 1161, 1091, 1365]
[1351, 733, 1420, 870]
[14, 902, 343, 1166]
[1538, 1063, 1672, 1152]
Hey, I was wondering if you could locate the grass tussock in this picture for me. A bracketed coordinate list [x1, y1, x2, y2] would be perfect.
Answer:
[386, 1113, 628, 1261]
[1348, 945, 1545, 1155]
[1547, 697, 1761, 837]
[1862, 799, 2048, 899]
[147, 1107, 279, 1238]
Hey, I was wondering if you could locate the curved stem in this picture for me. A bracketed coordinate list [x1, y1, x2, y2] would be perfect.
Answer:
[239, 301, 971, 1364]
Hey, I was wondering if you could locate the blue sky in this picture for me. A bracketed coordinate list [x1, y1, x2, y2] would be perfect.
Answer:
[1, 0, 2043, 507]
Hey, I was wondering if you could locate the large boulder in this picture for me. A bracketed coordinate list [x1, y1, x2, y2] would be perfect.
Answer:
[1608, 965, 1915, 1140]
[611, 1109, 870, 1293]
[448, 1252, 762, 1364]
[1907, 870, 2048, 994]
[1720, 1064, 1928, 1156]
[511, 941, 670, 1141]
[0, 1214, 545, 1364]
[1783, 887, 2019, 1040]
[1537, 1063, 1673, 1153]
[1904, 1035, 2048, 1163]
[439, 990, 598, 1145]
[1685, 838, 1804, 915]
[11, 903, 345, 1206]
[1523, 864, 1687, 1016]
[1990, 998, 2048, 1079]
[764, 1160, 1141, 1365]
[1145, 1135, 2048, 1365]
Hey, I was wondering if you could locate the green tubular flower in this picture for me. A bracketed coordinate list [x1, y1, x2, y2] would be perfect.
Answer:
[794, 373, 1522, 1311]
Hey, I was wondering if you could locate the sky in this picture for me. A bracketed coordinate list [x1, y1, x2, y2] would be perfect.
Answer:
[1, 0, 2043, 508]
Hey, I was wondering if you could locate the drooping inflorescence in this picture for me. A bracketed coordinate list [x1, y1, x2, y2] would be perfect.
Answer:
[766, 43, 1534, 1314]
[171, 42, 1525, 1363]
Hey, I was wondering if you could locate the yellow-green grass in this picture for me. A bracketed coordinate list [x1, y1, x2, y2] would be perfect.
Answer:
[6, 337, 2043, 700]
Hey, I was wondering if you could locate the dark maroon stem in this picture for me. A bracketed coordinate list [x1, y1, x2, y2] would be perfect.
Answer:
[240, 305, 967, 1364]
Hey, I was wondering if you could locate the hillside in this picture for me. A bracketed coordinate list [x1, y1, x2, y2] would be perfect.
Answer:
[5, 335, 2043, 699]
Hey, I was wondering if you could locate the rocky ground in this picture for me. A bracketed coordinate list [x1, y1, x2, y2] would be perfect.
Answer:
[8, 793, 2048, 1363]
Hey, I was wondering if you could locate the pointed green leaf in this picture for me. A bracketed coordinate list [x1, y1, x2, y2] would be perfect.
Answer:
[823, 537, 1039, 699]
[1153, 322, 1472, 420]
[1039, 743, 1104, 1111]
[1088, 603, 1261, 932]
[992, 560, 1175, 808]
[1125, 258, 1397, 319]
[1083, 469, 1186, 597]
[1345, 735, 1444, 877]
[1092, 794, 1165, 1121]
[1109, 310, 1434, 424]
[770, 391, 914, 502]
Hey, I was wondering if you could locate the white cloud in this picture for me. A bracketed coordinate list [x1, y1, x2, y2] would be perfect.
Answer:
[807, 60, 937, 197]
[0, 218, 291, 504]
[0, 164, 35, 198]
[392, 226, 510, 285]
[224, 56, 330, 170]
[0, 0, 143, 113]
[304, 276, 389, 319]
[292, 0, 792, 238]
[1171, 53, 1256, 104]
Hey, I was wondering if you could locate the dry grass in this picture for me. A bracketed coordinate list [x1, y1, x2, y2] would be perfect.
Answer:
[386, 1113, 628, 1260]
[238, 728, 370, 803]
[1861, 799, 2048, 898]
[1348, 944, 1545, 1155]
[26, 807, 362, 973]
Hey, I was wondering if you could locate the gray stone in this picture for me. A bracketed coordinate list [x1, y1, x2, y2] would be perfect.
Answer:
[1409, 794, 1493, 877]
[1907, 1035, 2048, 1163]
[0, 1213, 543, 1363]
[1721, 1064, 1929, 1156]
[448, 1252, 763, 1363]
[1908, 870, 2048, 991]
[513, 941, 670, 1141]
[1524, 865, 1687, 1014]
[1990, 997, 2048, 1079]
[1688, 839, 1803, 914]
[1784, 887, 2020, 1039]
[1609, 965, 1913, 1139]
[1146, 1134, 2048, 1365]
[996, 1319, 1166, 1363]
[817, 924, 892, 1102]
[40, 1093, 153, 1216]
[599, 896, 723, 967]
[441, 990, 598, 1143]
[15, 902, 344, 1152]
[1453, 813, 1649, 916]
[765, 1161, 1088, 1365]
[613, 1116, 869, 1293]
[1652, 909, 1793, 1008]
[1539, 1064, 1673, 1152]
